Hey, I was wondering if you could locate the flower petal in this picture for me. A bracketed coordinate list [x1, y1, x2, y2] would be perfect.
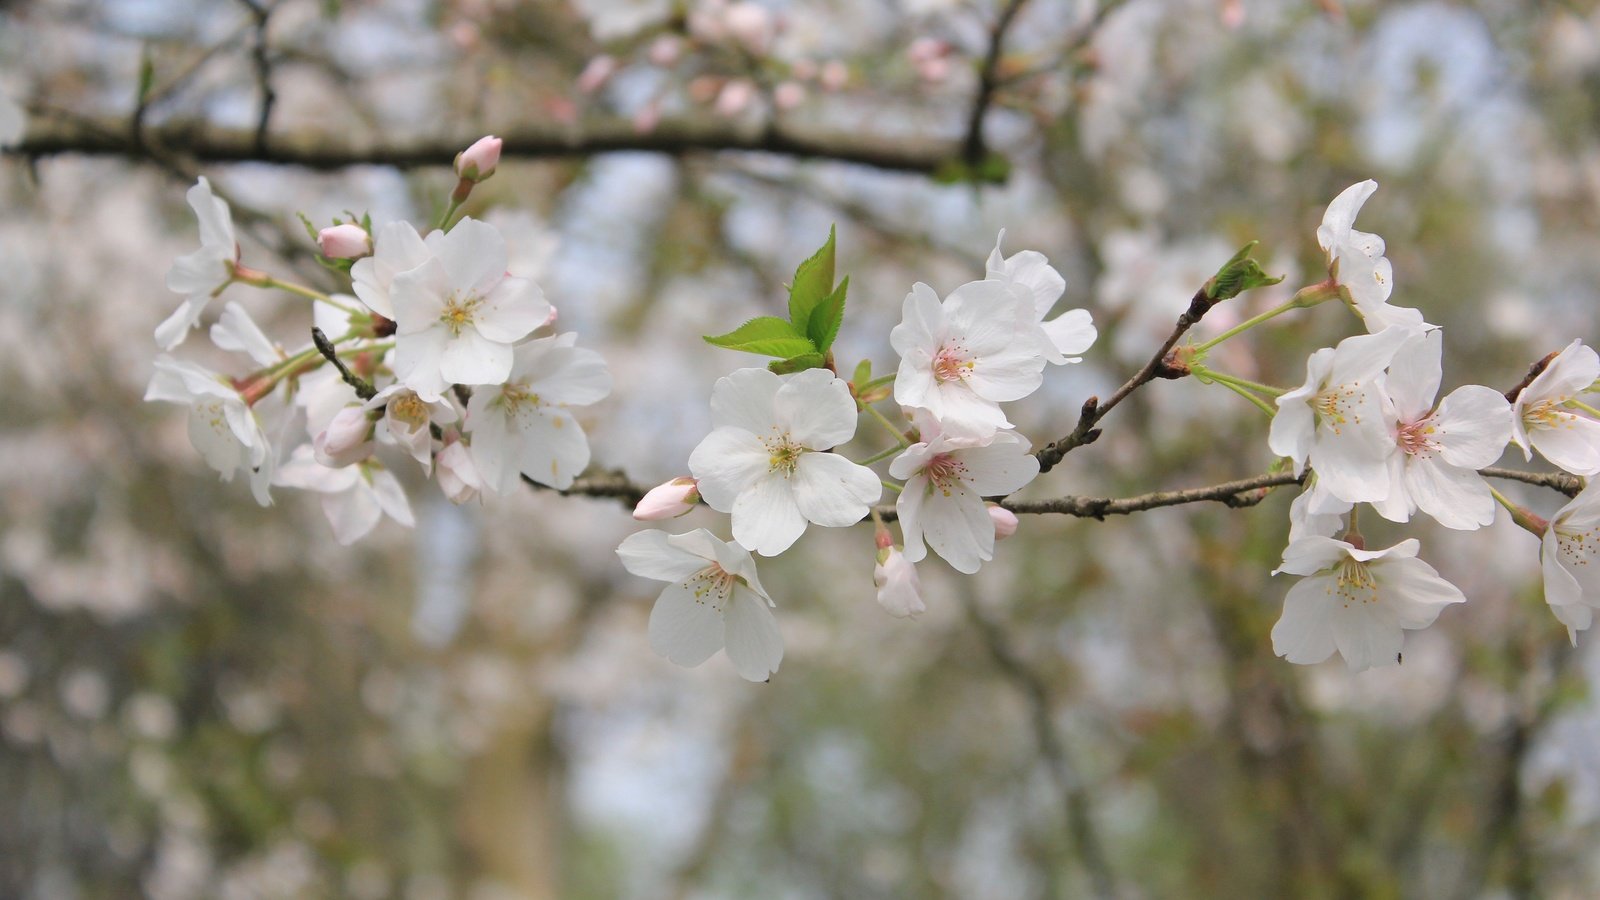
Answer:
[792, 451, 879, 527]
[618, 529, 714, 582]
[723, 588, 784, 682]
[688, 427, 771, 511]
[775, 369, 857, 449]
[1272, 576, 1340, 665]
[647, 581, 725, 668]
[731, 472, 807, 556]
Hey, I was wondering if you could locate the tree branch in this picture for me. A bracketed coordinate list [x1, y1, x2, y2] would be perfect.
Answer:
[310, 327, 376, 401]
[14, 112, 963, 175]
[962, 0, 1034, 169]
[1479, 466, 1583, 498]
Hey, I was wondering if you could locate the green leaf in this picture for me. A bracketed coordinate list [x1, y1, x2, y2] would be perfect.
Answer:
[769, 353, 828, 374]
[787, 226, 836, 339]
[851, 358, 872, 386]
[704, 317, 817, 358]
[806, 276, 848, 353]
[1204, 241, 1284, 302]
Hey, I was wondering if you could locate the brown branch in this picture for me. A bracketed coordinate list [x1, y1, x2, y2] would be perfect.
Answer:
[962, 0, 1033, 168]
[1480, 466, 1583, 498]
[310, 327, 376, 401]
[13, 112, 962, 175]
[1503, 350, 1557, 404]
[1035, 288, 1212, 474]
[521, 469, 649, 506]
[962, 591, 1117, 898]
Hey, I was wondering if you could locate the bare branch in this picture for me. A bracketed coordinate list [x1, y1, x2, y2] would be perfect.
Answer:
[310, 327, 376, 401]
[13, 112, 963, 176]
[1480, 466, 1583, 498]
[962, 0, 1034, 168]
[521, 469, 649, 507]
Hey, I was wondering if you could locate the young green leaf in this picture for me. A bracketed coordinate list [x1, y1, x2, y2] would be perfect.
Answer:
[851, 358, 872, 386]
[769, 353, 828, 374]
[806, 276, 849, 353]
[704, 316, 817, 358]
[787, 226, 836, 339]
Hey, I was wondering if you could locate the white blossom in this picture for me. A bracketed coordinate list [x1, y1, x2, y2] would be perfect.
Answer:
[365, 384, 458, 474]
[1370, 329, 1512, 529]
[1316, 180, 1427, 333]
[466, 333, 611, 493]
[351, 221, 432, 320]
[889, 425, 1039, 574]
[1541, 481, 1600, 642]
[391, 218, 551, 398]
[689, 368, 881, 556]
[1269, 326, 1414, 504]
[274, 446, 414, 545]
[874, 547, 925, 618]
[1271, 536, 1465, 671]
[986, 230, 1098, 365]
[616, 528, 783, 682]
[158, 177, 238, 350]
[891, 280, 1046, 439]
[144, 356, 273, 505]
[1511, 339, 1600, 476]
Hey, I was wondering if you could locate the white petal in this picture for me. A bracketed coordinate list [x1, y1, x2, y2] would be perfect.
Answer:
[792, 452, 879, 527]
[475, 276, 549, 343]
[710, 367, 782, 434]
[323, 482, 382, 545]
[1375, 556, 1466, 628]
[956, 438, 1039, 497]
[1384, 329, 1441, 421]
[210, 302, 280, 366]
[896, 475, 930, 564]
[392, 327, 452, 400]
[1272, 576, 1340, 665]
[688, 427, 771, 511]
[154, 295, 210, 350]
[520, 340, 612, 406]
[731, 472, 807, 556]
[618, 529, 714, 582]
[1432, 385, 1511, 469]
[432, 218, 509, 292]
[647, 582, 725, 668]
[723, 588, 784, 682]
[515, 409, 591, 490]
[1406, 459, 1495, 530]
[1317, 180, 1378, 256]
[775, 369, 857, 449]
[918, 485, 992, 574]
[390, 258, 452, 332]
[1329, 596, 1403, 672]
[439, 328, 514, 386]
[1274, 535, 1351, 577]
[1041, 308, 1096, 361]
[1530, 413, 1600, 475]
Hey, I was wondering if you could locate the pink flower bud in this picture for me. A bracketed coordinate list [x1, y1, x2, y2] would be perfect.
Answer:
[632, 477, 700, 520]
[819, 60, 848, 92]
[454, 135, 502, 182]
[314, 406, 374, 468]
[317, 223, 372, 260]
[577, 55, 618, 94]
[647, 35, 683, 67]
[874, 548, 925, 618]
[436, 438, 482, 504]
[916, 56, 952, 84]
[988, 505, 1019, 540]
[723, 2, 774, 55]
[773, 81, 806, 111]
[715, 79, 757, 117]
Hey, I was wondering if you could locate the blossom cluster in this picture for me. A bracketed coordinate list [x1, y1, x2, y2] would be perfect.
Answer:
[144, 137, 611, 544]
[620, 229, 1095, 680]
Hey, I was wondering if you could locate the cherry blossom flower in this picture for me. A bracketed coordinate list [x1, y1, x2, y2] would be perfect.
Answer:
[1541, 482, 1600, 641]
[436, 436, 482, 504]
[688, 368, 881, 556]
[1510, 339, 1600, 476]
[158, 177, 238, 350]
[616, 528, 783, 682]
[274, 447, 413, 545]
[986, 230, 1098, 365]
[874, 546, 925, 618]
[390, 218, 552, 399]
[144, 356, 273, 505]
[1370, 329, 1512, 529]
[890, 426, 1039, 574]
[1316, 180, 1427, 333]
[1271, 536, 1465, 671]
[634, 477, 700, 520]
[350, 222, 431, 321]
[1269, 326, 1415, 504]
[466, 333, 611, 493]
[891, 280, 1045, 439]
[364, 384, 458, 474]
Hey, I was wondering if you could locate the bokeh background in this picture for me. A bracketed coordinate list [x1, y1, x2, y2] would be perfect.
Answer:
[4, 0, 1600, 896]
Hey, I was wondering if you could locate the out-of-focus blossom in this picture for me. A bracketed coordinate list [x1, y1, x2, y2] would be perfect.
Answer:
[820, 60, 849, 91]
[617, 528, 783, 682]
[1511, 339, 1600, 475]
[145, 356, 274, 505]
[714, 79, 757, 116]
[773, 81, 806, 111]
[577, 56, 618, 94]
[1272, 536, 1465, 671]
[0, 92, 25, 148]
[648, 34, 683, 66]
[722, 2, 775, 54]
[689, 368, 880, 556]
[159, 177, 238, 349]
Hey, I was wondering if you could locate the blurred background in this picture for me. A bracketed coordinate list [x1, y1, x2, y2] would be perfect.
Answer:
[4, 0, 1600, 896]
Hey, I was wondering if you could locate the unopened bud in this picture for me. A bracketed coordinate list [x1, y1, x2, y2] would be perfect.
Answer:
[988, 505, 1018, 539]
[1204, 240, 1283, 302]
[314, 406, 375, 468]
[317, 223, 372, 260]
[454, 135, 503, 182]
[633, 477, 700, 520]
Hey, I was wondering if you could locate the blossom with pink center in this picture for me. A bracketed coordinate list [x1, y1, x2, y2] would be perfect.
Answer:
[1511, 339, 1600, 476]
[364, 383, 459, 474]
[1369, 329, 1511, 530]
[891, 280, 1046, 439]
[617, 528, 783, 681]
[889, 425, 1039, 574]
[986, 230, 1097, 366]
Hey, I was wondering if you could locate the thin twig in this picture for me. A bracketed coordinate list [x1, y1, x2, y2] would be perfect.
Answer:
[234, 0, 277, 155]
[310, 326, 376, 401]
[1035, 288, 1211, 474]
[1479, 466, 1583, 498]
[963, 592, 1118, 898]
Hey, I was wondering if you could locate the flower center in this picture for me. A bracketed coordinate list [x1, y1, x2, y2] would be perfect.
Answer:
[933, 343, 974, 383]
[1312, 382, 1365, 434]
[492, 383, 542, 418]
[683, 564, 736, 612]
[764, 433, 803, 476]
[1395, 416, 1439, 458]
[1523, 399, 1574, 432]
[390, 393, 429, 430]
[1330, 557, 1379, 608]
[439, 291, 484, 336]
[924, 453, 968, 495]
[1556, 521, 1600, 569]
